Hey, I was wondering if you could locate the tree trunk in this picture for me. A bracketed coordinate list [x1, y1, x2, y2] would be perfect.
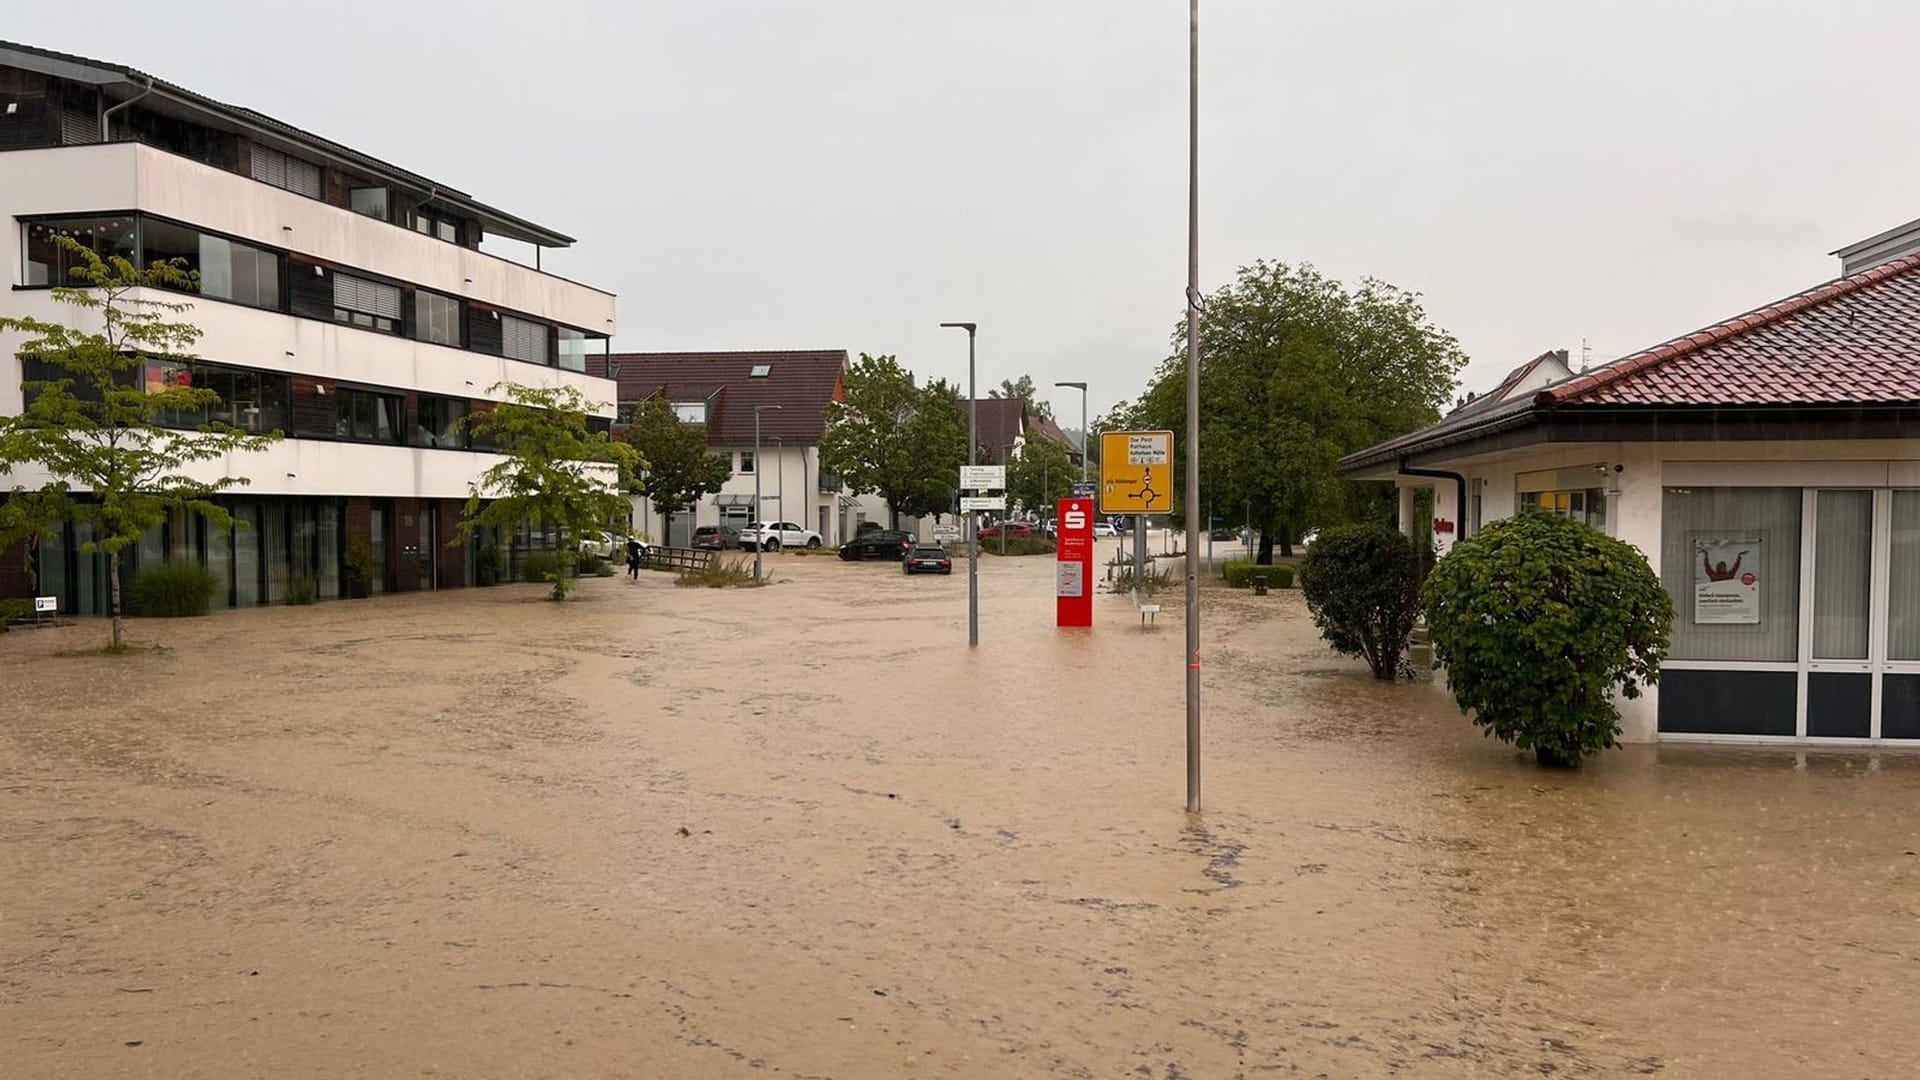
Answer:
[661, 509, 672, 547]
[887, 502, 899, 530]
[109, 549, 124, 650]
[1256, 531, 1275, 565]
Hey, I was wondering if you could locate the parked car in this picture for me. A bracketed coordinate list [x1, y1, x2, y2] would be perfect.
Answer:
[903, 543, 953, 575]
[1092, 521, 1118, 538]
[691, 525, 739, 551]
[977, 521, 1034, 540]
[739, 520, 824, 551]
[578, 530, 624, 560]
[1299, 527, 1319, 547]
[838, 529, 913, 561]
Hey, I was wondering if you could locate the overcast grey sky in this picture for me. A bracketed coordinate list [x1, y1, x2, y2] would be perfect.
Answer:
[15, 2, 1920, 418]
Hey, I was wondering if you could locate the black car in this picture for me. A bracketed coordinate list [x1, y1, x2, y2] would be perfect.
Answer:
[903, 543, 953, 575]
[691, 525, 740, 551]
[838, 529, 913, 561]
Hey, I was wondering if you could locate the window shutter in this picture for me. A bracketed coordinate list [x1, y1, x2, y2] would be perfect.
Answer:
[333, 274, 401, 319]
[61, 105, 98, 146]
[251, 145, 288, 187]
[250, 145, 322, 198]
[501, 315, 549, 364]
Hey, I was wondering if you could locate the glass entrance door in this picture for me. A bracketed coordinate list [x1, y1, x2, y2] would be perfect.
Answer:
[370, 506, 389, 594]
[418, 505, 438, 590]
[1808, 489, 1874, 737]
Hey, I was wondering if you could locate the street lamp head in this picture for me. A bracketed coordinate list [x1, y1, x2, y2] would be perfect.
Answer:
[755, 403, 784, 413]
[1054, 381, 1087, 390]
[939, 322, 977, 333]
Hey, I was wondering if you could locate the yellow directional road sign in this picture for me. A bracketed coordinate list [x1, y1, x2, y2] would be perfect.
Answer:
[1099, 430, 1174, 514]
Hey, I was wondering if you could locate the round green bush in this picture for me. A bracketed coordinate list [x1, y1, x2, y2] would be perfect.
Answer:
[1421, 512, 1672, 767]
[126, 562, 218, 617]
[1223, 561, 1294, 589]
[1298, 525, 1423, 680]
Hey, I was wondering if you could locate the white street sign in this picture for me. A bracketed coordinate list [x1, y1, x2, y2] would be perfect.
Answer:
[932, 524, 962, 541]
[960, 465, 1006, 490]
[961, 495, 1006, 511]
[34, 596, 56, 613]
[1127, 433, 1170, 465]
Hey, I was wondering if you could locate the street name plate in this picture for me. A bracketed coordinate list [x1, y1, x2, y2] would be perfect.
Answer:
[961, 495, 1007, 511]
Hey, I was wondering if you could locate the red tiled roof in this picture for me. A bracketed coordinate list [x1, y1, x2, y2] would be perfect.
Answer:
[1543, 253, 1920, 406]
[595, 351, 847, 445]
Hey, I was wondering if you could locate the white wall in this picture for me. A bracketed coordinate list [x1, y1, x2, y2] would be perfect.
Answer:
[630, 445, 842, 545]
[0, 144, 616, 334]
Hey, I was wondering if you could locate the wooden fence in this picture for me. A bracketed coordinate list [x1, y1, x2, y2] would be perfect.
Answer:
[643, 546, 715, 574]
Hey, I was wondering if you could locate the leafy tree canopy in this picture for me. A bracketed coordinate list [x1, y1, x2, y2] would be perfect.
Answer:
[1007, 430, 1075, 517]
[819, 353, 967, 528]
[988, 374, 1053, 421]
[620, 396, 730, 538]
[1129, 260, 1466, 561]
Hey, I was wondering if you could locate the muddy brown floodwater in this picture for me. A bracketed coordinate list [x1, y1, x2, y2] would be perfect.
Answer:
[4, 552, 1919, 1079]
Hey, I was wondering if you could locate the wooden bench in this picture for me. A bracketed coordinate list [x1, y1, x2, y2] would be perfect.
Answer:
[642, 546, 715, 574]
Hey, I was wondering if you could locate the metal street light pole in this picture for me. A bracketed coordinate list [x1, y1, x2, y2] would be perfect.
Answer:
[940, 322, 979, 647]
[1183, 0, 1203, 814]
[774, 436, 786, 529]
[1054, 380, 1088, 482]
[753, 404, 783, 585]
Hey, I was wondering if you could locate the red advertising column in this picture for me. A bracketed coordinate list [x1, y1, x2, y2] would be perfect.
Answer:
[1056, 497, 1095, 627]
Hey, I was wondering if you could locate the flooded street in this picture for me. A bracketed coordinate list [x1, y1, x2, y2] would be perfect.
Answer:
[5, 552, 1919, 1079]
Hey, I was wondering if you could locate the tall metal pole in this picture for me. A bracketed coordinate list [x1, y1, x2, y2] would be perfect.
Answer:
[752, 404, 783, 585]
[1054, 381, 1089, 483]
[1183, 0, 1203, 814]
[941, 322, 979, 647]
[753, 409, 764, 586]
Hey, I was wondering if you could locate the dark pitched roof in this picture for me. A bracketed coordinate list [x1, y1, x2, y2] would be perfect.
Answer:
[968, 398, 1029, 461]
[1340, 253, 1920, 472]
[0, 39, 572, 248]
[597, 351, 847, 445]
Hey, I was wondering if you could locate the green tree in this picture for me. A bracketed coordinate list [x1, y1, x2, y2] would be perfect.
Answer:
[1007, 432, 1074, 517]
[1422, 512, 1672, 767]
[1297, 524, 1424, 681]
[457, 382, 639, 600]
[819, 354, 967, 528]
[1131, 261, 1465, 562]
[989, 374, 1053, 421]
[0, 239, 281, 649]
[620, 396, 730, 544]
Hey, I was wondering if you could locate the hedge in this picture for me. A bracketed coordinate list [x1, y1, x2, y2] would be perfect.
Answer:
[127, 562, 219, 618]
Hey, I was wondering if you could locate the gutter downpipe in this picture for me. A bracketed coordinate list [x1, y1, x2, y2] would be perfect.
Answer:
[101, 77, 155, 142]
[1396, 458, 1468, 542]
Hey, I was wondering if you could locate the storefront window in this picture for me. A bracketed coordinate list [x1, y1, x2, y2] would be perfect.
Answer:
[1812, 490, 1872, 660]
[23, 215, 137, 285]
[1891, 491, 1920, 662]
[1520, 488, 1607, 533]
[1661, 487, 1802, 662]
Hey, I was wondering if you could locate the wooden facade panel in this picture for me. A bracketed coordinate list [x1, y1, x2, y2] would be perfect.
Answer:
[289, 375, 338, 437]
[288, 255, 333, 320]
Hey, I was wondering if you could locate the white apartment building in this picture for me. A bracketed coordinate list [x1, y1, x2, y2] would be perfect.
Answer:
[0, 41, 617, 611]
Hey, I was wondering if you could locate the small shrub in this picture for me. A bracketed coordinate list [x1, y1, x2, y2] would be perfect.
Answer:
[343, 537, 375, 596]
[474, 544, 504, 586]
[127, 562, 219, 618]
[1422, 512, 1672, 767]
[1223, 561, 1295, 589]
[675, 557, 758, 588]
[981, 536, 1056, 557]
[288, 576, 317, 605]
[1298, 525, 1423, 681]
[1110, 562, 1177, 595]
[521, 550, 576, 601]
[0, 597, 33, 631]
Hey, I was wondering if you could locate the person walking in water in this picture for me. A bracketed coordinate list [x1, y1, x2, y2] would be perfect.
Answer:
[625, 536, 643, 580]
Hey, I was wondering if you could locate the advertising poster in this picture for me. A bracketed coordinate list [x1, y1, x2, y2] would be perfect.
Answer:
[1691, 534, 1761, 625]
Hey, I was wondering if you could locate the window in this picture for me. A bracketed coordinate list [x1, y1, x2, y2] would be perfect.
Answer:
[416, 289, 462, 347]
[22, 215, 137, 285]
[139, 218, 281, 310]
[557, 327, 589, 373]
[250, 145, 322, 198]
[350, 187, 390, 221]
[750, 363, 772, 378]
[1891, 492, 1920, 662]
[738, 451, 755, 474]
[332, 273, 402, 333]
[501, 315, 548, 365]
[1660, 487, 1802, 662]
[335, 387, 401, 442]
[1520, 488, 1607, 532]
[412, 209, 462, 244]
[672, 401, 706, 423]
[143, 361, 288, 435]
[416, 395, 469, 449]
